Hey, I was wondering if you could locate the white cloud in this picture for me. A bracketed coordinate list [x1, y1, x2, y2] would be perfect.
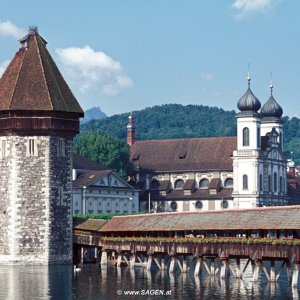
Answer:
[0, 21, 26, 39]
[200, 72, 214, 81]
[0, 60, 10, 77]
[232, 0, 278, 19]
[56, 46, 133, 96]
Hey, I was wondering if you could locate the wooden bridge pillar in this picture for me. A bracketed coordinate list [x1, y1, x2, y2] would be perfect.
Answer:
[270, 260, 276, 282]
[169, 256, 176, 273]
[130, 253, 136, 269]
[220, 258, 228, 279]
[117, 253, 122, 267]
[210, 258, 216, 276]
[161, 257, 166, 270]
[147, 254, 153, 271]
[292, 262, 299, 287]
[236, 258, 242, 278]
[286, 260, 292, 282]
[253, 260, 260, 282]
[182, 256, 187, 273]
[80, 246, 84, 265]
[194, 257, 201, 276]
[100, 251, 108, 265]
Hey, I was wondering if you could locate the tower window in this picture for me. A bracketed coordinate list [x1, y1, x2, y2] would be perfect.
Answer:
[279, 176, 283, 193]
[58, 138, 65, 157]
[28, 139, 37, 156]
[174, 179, 184, 189]
[243, 127, 250, 146]
[268, 175, 272, 192]
[257, 127, 260, 147]
[243, 175, 248, 190]
[1, 140, 6, 159]
[199, 179, 209, 189]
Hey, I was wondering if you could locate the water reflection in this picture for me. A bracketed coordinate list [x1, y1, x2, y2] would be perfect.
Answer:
[0, 262, 299, 299]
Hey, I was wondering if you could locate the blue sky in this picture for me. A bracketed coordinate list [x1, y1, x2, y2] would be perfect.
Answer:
[0, 0, 299, 117]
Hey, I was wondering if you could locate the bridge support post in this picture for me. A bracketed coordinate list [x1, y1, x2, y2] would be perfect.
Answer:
[236, 258, 242, 278]
[100, 251, 108, 265]
[80, 247, 84, 265]
[117, 253, 122, 267]
[169, 256, 176, 273]
[253, 260, 260, 282]
[130, 253, 136, 269]
[182, 257, 187, 273]
[210, 258, 215, 276]
[161, 257, 166, 270]
[292, 262, 299, 287]
[220, 258, 228, 279]
[270, 260, 276, 282]
[194, 257, 201, 276]
[286, 260, 292, 282]
[147, 254, 153, 271]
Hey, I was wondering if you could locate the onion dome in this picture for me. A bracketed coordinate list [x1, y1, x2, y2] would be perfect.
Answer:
[260, 84, 283, 118]
[237, 76, 261, 113]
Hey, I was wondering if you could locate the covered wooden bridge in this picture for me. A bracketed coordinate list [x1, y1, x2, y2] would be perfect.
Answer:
[73, 205, 300, 286]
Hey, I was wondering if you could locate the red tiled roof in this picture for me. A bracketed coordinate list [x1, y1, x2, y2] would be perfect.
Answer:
[0, 29, 83, 114]
[209, 178, 221, 190]
[183, 179, 195, 190]
[131, 136, 236, 172]
[99, 205, 300, 232]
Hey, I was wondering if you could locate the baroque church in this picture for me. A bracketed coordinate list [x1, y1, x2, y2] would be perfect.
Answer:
[128, 77, 291, 212]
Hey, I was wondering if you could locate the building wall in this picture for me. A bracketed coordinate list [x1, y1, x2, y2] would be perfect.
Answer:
[72, 188, 139, 215]
[0, 136, 73, 264]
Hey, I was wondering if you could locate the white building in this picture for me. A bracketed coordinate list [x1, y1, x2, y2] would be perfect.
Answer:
[128, 78, 291, 212]
[72, 154, 139, 215]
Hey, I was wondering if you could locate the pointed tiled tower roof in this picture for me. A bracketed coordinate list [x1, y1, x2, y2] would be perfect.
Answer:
[0, 27, 83, 113]
[0, 27, 83, 136]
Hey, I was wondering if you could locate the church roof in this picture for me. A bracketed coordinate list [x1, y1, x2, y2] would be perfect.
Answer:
[261, 95, 283, 119]
[131, 136, 236, 172]
[237, 87, 261, 113]
[0, 27, 83, 114]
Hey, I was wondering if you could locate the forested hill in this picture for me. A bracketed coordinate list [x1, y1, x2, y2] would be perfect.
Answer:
[79, 103, 300, 163]
[80, 104, 237, 140]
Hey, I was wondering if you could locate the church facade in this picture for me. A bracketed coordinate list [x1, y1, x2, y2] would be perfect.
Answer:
[128, 78, 290, 212]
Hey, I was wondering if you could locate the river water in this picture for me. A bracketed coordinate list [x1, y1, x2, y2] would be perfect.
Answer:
[0, 261, 299, 299]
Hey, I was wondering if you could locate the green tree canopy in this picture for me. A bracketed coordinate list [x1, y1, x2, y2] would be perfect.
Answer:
[74, 131, 132, 178]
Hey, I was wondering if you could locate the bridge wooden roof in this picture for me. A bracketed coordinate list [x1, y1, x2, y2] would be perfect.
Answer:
[99, 206, 300, 232]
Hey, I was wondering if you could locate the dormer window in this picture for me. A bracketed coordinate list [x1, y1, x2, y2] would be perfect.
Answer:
[224, 178, 233, 188]
[199, 179, 209, 189]
[174, 179, 184, 189]
[150, 179, 160, 190]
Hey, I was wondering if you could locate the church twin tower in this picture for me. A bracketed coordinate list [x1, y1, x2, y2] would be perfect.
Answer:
[0, 28, 83, 263]
[232, 77, 288, 208]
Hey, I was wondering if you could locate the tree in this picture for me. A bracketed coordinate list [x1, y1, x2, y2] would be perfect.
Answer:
[74, 131, 132, 178]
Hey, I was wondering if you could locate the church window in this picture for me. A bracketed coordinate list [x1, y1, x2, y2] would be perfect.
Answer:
[199, 179, 209, 189]
[268, 175, 272, 192]
[224, 178, 233, 188]
[259, 174, 263, 192]
[257, 128, 260, 147]
[174, 179, 184, 189]
[195, 201, 203, 209]
[151, 179, 160, 190]
[243, 127, 250, 146]
[221, 200, 228, 209]
[243, 175, 248, 190]
[58, 138, 65, 157]
[170, 201, 177, 211]
[279, 176, 283, 193]
[274, 172, 277, 192]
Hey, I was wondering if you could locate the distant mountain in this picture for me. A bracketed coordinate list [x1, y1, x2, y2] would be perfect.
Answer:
[79, 103, 300, 164]
[81, 107, 107, 123]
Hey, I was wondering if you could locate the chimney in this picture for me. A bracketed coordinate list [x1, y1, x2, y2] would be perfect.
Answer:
[127, 112, 136, 146]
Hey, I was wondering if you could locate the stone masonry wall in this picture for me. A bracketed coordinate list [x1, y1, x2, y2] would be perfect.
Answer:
[0, 135, 73, 264]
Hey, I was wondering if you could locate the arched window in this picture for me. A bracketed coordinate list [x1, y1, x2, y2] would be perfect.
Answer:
[174, 179, 184, 189]
[224, 178, 233, 188]
[199, 179, 209, 189]
[279, 176, 283, 193]
[150, 179, 160, 190]
[274, 172, 277, 192]
[170, 201, 177, 211]
[195, 201, 203, 209]
[243, 175, 248, 190]
[221, 200, 228, 209]
[259, 174, 263, 192]
[257, 127, 260, 148]
[243, 127, 250, 146]
[268, 175, 272, 192]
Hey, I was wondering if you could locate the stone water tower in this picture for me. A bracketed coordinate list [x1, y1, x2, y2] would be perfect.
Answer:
[0, 27, 84, 264]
